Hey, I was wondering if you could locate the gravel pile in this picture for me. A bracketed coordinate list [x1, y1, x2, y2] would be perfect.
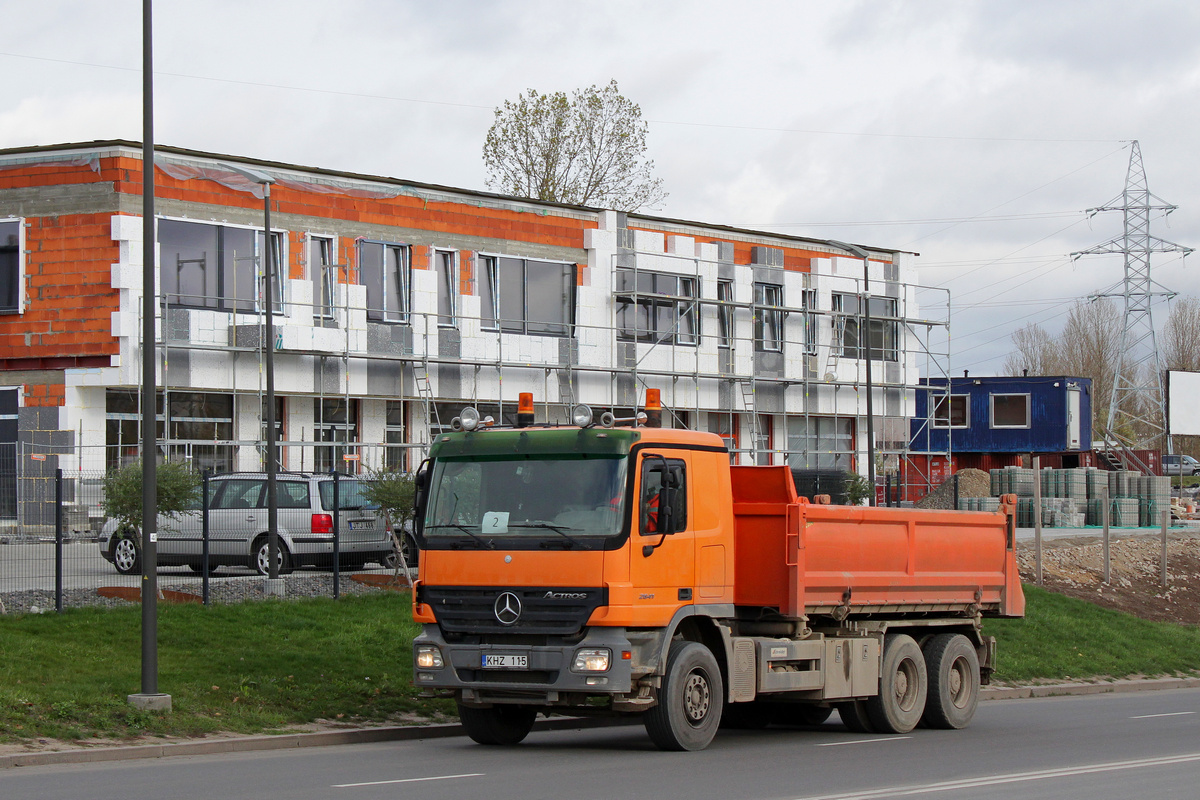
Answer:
[916, 468, 991, 510]
[0, 571, 412, 615]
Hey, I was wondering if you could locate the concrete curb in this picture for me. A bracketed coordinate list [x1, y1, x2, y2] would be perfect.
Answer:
[5, 679, 1200, 770]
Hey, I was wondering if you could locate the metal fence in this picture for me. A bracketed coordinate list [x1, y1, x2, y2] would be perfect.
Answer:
[0, 468, 414, 614]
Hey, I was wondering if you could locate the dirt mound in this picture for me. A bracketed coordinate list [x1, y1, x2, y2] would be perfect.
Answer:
[1019, 531, 1200, 625]
[916, 468, 991, 510]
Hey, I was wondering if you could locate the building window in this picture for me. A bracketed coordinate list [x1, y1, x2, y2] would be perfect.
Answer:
[833, 293, 898, 362]
[311, 235, 336, 323]
[260, 396, 285, 470]
[359, 241, 411, 323]
[385, 400, 406, 471]
[802, 289, 818, 356]
[991, 394, 1030, 428]
[479, 255, 575, 336]
[787, 415, 855, 471]
[933, 395, 970, 428]
[755, 416, 774, 465]
[105, 389, 234, 473]
[315, 398, 360, 472]
[615, 269, 699, 345]
[159, 220, 283, 313]
[436, 250, 457, 327]
[754, 283, 783, 352]
[716, 280, 734, 349]
[0, 219, 21, 312]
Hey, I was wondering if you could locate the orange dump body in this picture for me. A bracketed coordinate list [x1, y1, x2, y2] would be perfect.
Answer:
[731, 466, 1024, 619]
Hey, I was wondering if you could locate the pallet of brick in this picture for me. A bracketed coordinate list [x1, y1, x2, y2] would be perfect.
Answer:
[1061, 469, 1087, 501]
[1138, 475, 1171, 527]
[1017, 497, 1034, 527]
[1109, 470, 1138, 498]
[1111, 497, 1140, 527]
[1085, 467, 1106, 499]
[1085, 498, 1105, 526]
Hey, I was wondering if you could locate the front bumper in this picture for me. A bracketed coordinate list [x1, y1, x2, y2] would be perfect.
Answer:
[413, 625, 635, 704]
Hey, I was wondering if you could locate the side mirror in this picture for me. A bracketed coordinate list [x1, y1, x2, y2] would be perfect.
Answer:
[413, 459, 431, 537]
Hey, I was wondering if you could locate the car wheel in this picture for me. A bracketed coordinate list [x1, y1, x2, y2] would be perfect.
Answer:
[112, 533, 141, 575]
[253, 536, 292, 576]
[188, 562, 218, 575]
[385, 532, 419, 569]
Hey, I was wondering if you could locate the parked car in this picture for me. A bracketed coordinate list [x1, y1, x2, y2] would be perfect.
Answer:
[98, 472, 394, 575]
[1164, 455, 1200, 476]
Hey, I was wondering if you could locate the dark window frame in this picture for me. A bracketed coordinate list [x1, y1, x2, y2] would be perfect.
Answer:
[833, 292, 899, 363]
[358, 240, 412, 324]
[616, 269, 700, 346]
[478, 254, 576, 337]
[990, 393, 1031, 429]
[753, 282, 783, 353]
[158, 219, 284, 314]
[933, 394, 970, 428]
[0, 219, 21, 313]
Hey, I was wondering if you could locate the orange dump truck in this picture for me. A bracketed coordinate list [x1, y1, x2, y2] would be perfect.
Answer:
[411, 398, 1024, 751]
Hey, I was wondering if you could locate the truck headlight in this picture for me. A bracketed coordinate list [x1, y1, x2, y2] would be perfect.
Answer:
[415, 645, 444, 669]
[571, 648, 611, 673]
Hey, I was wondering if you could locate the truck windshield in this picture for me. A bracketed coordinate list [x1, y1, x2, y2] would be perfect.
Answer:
[424, 456, 628, 544]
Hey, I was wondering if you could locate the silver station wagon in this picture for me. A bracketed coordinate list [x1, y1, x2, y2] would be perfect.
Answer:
[98, 472, 395, 575]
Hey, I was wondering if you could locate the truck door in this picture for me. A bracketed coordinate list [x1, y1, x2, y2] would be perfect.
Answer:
[629, 454, 696, 620]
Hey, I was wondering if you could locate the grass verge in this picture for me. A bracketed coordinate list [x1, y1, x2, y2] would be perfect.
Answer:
[3, 585, 1199, 744]
[0, 592, 454, 743]
[984, 585, 1200, 684]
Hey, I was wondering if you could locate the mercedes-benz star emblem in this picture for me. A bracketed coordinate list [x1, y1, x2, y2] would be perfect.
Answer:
[494, 592, 522, 625]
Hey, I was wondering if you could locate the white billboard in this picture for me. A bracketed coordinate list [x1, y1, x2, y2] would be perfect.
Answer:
[1168, 370, 1200, 437]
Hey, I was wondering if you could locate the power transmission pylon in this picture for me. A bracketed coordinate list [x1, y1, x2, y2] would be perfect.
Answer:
[1071, 140, 1192, 452]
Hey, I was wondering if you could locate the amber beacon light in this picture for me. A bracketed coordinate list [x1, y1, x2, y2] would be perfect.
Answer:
[645, 389, 662, 428]
[517, 392, 535, 428]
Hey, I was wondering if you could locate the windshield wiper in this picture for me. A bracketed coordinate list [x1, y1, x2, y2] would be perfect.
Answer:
[509, 521, 584, 549]
[424, 523, 494, 549]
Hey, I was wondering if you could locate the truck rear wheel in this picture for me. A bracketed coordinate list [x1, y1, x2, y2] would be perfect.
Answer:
[457, 703, 537, 745]
[837, 700, 875, 733]
[644, 641, 724, 751]
[865, 634, 927, 734]
[921, 633, 980, 729]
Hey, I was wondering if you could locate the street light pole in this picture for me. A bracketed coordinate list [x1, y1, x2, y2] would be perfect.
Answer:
[221, 163, 280, 588]
[826, 241, 876, 506]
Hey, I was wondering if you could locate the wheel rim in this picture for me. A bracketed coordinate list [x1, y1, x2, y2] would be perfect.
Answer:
[683, 669, 711, 726]
[948, 655, 971, 708]
[114, 539, 137, 571]
[894, 658, 919, 712]
[256, 543, 282, 575]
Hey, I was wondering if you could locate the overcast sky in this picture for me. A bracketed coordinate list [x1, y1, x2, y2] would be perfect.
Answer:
[3, 0, 1197, 375]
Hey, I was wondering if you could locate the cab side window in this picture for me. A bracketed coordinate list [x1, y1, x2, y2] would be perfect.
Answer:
[640, 458, 687, 535]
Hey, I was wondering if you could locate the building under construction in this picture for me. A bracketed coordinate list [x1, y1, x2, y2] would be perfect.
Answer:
[0, 140, 951, 518]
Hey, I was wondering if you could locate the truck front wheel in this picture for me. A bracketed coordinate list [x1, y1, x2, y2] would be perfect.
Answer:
[457, 703, 537, 745]
[921, 633, 980, 729]
[865, 634, 928, 734]
[644, 641, 724, 751]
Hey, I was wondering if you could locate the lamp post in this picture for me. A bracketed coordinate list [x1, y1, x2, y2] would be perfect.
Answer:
[826, 240, 875, 506]
[221, 163, 281, 587]
[128, 0, 170, 712]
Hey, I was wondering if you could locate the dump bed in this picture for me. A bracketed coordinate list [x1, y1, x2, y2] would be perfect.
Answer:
[731, 466, 1024, 619]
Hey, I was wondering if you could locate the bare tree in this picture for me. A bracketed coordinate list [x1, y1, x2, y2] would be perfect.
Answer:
[1003, 323, 1060, 376]
[483, 80, 667, 211]
[1003, 300, 1122, 433]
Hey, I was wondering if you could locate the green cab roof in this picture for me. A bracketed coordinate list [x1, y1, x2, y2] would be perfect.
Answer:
[429, 427, 640, 460]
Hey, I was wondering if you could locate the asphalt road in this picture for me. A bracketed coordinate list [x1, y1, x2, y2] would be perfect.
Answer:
[0, 540, 394, 594]
[3, 689, 1199, 799]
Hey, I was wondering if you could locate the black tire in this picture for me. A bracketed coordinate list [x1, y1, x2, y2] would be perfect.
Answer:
[837, 700, 875, 733]
[457, 703, 537, 746]
[865, 634, 928, 734]
[111, 533, 141, 575]
[720, 701, 775, 730]
[644, 641, 724, 751]
[921, 633, 980, 730]
[385, 532, 419, 569]
[188, 562, 218, 575]
[253, 536, 292, 576]
[773, 703, 833, 727]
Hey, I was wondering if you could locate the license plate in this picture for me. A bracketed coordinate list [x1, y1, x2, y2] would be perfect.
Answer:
[482, 654, 528, 669]
[348, 520, 374, 531]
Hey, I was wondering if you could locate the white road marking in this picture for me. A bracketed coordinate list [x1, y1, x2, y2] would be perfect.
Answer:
[816, 736, 911, 747]
[333, 772, 485, 788]
[791, 752, 1200, 800]
[1131, 711, 1196, 719]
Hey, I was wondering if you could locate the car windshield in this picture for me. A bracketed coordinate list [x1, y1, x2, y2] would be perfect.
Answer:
[424, 456, 628, 543]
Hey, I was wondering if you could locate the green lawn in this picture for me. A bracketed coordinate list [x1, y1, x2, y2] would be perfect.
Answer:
[0, 592, 454, 743]
[2, 586, 1199, 743]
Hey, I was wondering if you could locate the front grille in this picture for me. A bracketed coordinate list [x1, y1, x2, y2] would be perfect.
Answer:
[455, 669, 558, 684]
[421, 586, 607, 636]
